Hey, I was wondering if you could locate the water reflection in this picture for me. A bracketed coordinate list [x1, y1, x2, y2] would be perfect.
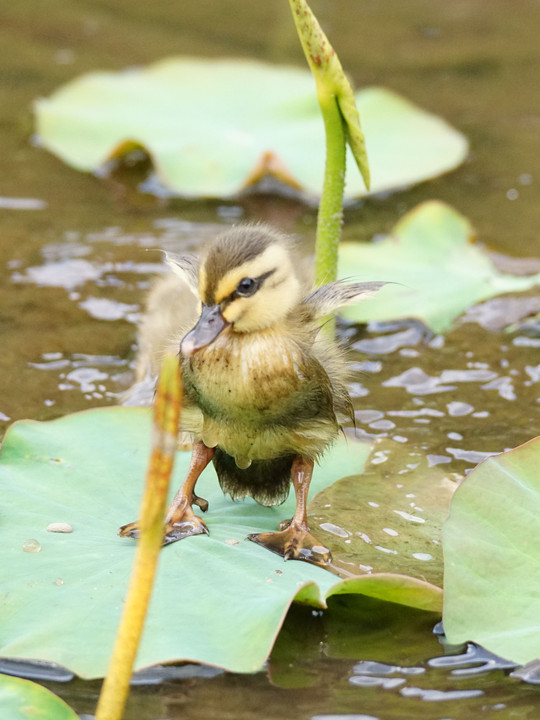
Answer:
[78, 296, 140, 322]
[428, 643, 517, 677]
[446, 447, 499, 464]
[400, 685, 483, 701]
[27, 352, 131, 404]
[353, 326, 425, 354]
[0, 196, 48, 210]
[312, 715, 378, 720]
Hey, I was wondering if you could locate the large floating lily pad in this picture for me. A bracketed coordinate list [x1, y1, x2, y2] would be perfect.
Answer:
[339, 201, 540, 333]
[0, 407, 441, 679]
[35, 57, 467, 199]
[0, 673, 78, 720]
[443, 436, 540, 665]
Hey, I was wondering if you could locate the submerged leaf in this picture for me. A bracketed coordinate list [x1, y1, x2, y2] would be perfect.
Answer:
[443, 436, 540, 666]
[0, 673, 79, 719]
[35, 57, 467, 199]
[0, 407, 440, 679]
[339, 201, 540, 333]
[310, 438, 458, 588]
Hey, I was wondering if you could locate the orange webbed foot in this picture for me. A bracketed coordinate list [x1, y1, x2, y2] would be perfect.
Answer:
[248, 524, 332, 568]
[118, 492, 209, 546]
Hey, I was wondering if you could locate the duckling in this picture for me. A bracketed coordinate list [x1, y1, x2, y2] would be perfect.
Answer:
[120, 224, 386, 567]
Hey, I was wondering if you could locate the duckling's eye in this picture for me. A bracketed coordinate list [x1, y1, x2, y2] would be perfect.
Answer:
[236, 277, 258, 297]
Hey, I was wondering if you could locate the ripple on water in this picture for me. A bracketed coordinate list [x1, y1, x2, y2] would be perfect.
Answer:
[513, 336, 540, 348]
[400, 686, 484, 701]
[0, 196, 47, 210]
[353, 660, 425, 676]
[383, 366, 503, 396]
[525, 364, 540, 384]
[426, 454, 452, 467]
[369, 419, 396, 430]
[12, 259, 101, 290]
[78, 296, 140, 323]
[429, 642, 517, 676]
[383, 367, 456, 394]
[481, 376, 517, 401]
[349, 675, 406, 689]
[446, 448, 499, 464]
[353, 326, 424, 355]
[349, 656, 485, 703]
[446, 401, 474, 416]
[60, 368, 109, 394]
[28, 352, 131, 404]
[355, 410, 384, 423]
[312, 715, 379, 720]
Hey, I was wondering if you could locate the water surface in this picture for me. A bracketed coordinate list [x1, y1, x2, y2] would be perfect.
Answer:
[0, 0, 539, 717]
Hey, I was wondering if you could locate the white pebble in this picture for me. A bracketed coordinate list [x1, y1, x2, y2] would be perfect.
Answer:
[47, 522, 73, 533]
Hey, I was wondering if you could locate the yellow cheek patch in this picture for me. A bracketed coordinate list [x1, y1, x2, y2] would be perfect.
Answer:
[221, 299, 242, 324]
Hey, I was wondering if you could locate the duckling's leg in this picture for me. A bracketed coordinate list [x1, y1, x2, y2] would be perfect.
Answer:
[119, 440, 214, 545]
[248, 455, 332, 568]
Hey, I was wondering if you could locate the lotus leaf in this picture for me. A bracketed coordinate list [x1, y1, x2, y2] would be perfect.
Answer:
[0, 673, 78, 720]
[0, 407, 441, 679]
[35, 58, 468, 198]
[443, 436, 540, 665]
[338, 201, 540, 333]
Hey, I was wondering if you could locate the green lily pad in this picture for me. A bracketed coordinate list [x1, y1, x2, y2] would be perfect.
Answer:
[0, 407, 441, 679]
[0, 673, 78, 720]
[339, 201, 540, 333]
[34, 57, 467, 199]
[443, 436, 540, 665]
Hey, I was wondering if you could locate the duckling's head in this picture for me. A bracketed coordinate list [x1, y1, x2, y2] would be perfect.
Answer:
[181, 224, 301, 356]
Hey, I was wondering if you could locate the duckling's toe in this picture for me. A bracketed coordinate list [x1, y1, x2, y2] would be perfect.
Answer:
[248, 526, 332, 568]
[163, 515, 209, 545]
[118, 503, 209, 546]
[192, 493, 209, 512]
[118, 520, 141, 539]
[161, 498, 210, 545]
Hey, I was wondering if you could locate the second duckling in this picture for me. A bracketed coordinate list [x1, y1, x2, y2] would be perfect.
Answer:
[120, 224, 385, 567]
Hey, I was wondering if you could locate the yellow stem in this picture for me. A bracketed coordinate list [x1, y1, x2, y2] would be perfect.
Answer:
[95, 354, 182, 720]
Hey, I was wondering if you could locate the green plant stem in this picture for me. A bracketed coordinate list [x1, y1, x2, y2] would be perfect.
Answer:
[315, 88, 346, 288]
[315, 87, 346, 337]
[288, 0, 356, 338]
[95, 355, 181, 720]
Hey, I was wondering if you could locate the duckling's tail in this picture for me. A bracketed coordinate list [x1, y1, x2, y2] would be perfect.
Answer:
[213, 449, 295, 507]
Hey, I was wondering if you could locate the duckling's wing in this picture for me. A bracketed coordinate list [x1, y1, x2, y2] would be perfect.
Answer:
[163, 252, 199, 296]
[301, 280, 388, 319]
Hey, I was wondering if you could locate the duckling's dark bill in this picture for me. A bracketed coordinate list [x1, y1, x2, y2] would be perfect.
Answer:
[181, 304, 229, 356]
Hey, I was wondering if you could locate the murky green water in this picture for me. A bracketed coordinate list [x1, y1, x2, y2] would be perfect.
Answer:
[1, 0, 539, 717]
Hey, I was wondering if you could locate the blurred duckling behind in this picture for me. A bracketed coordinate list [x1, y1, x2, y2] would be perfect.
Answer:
[121, 224, 385, 567]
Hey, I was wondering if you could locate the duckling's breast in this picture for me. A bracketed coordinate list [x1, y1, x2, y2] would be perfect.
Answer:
[180, 326, 338, 462]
